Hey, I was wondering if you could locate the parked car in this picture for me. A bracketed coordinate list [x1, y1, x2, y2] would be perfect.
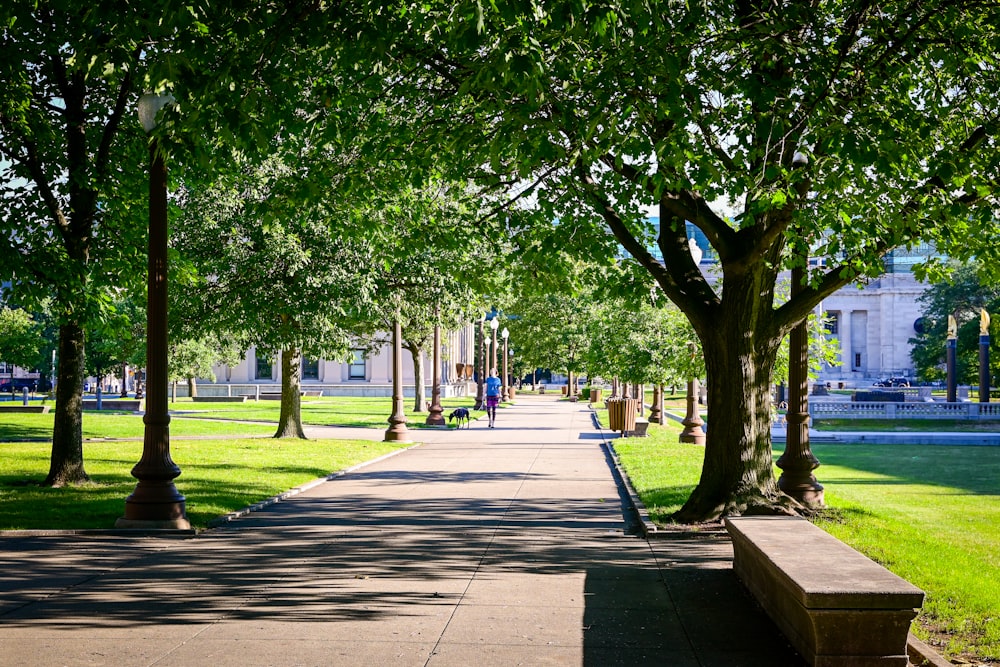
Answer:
[1, 378, 38, 393]
[873, 377, 910, 388]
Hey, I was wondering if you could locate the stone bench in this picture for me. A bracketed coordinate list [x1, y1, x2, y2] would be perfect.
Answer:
[628, 416, 650, 437]
[192, 396, 248, 403]
[82, 399, 142, 411]
[725, 516, 923, 667]
[0, 405, 50, 413]
[258, 391, 322, 400]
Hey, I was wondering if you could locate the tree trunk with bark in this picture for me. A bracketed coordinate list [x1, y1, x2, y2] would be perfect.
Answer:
[405, 341, 427, 413]
[672, 265, 799, 523]
[187, 376, 197, 398]
[275, 346, 306, 439]
[45, 322, 90, 486]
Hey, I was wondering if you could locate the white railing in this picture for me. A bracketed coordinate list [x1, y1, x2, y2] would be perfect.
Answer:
[811, 401, 1000, 420]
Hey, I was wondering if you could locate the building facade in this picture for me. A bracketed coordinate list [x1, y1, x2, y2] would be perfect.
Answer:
[204, 324, 479, 397]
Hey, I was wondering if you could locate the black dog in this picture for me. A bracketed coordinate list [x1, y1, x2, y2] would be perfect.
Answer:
[448, 407, 471, 428]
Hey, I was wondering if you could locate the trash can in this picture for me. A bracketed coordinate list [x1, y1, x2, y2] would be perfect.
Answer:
[590, 388, 602, 403]
[607, 398, 638, 435]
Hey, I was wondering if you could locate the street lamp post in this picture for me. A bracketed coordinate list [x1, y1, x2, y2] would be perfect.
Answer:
[426, 307, 446, 426]
[776, 152, 824, 507]
[501, 327, 509, 400]
[490, 316, 499, 375]
[679, 345, 706, 445]
[474, 316, 486, 410]
[117, 93, 189, 529]
[385, 317, 412, 442]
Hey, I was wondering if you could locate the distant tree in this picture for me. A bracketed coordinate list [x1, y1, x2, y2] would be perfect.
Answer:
[910, 265, 1000, 387]
[173, 152, 378, 438]
[0, 307, 41, 372]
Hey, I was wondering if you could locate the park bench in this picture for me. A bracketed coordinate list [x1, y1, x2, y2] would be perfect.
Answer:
[81, 399, 142, 411]
[725, 516, 923, 667]
[258, 391, 322, 400]
[0, 405, 50, 413]
[192, 396, 248, 403]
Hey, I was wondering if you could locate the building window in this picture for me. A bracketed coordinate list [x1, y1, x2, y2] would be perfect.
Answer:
[302, 357, 319, 380]
[825, 312, 839, 335]
[349, 349, 366, 380]
[255, 355, 273, 380]
[0, 362, 10, 374]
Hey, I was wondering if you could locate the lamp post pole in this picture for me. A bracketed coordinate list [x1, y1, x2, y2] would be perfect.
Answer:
[426, 307, 446, 426]
[776, 153, 824, 507]
[501, 327, 509, 400]
[384, 317, 412, 442]
[117, 93, 189, 529]
[776, 264, 824, 505]
[490, 316, 499, 375]
[474, 316, 486, 410]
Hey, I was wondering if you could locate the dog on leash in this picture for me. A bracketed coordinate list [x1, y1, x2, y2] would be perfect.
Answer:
[448, 407, 471, 428]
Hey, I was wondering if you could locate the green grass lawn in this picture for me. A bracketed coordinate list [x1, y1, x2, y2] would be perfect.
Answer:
[612, 423, 1000, 664]
[167, 396, 480, 428]
[0, 412, 276, 441]
[0, 396, 483, 442]
[0, 438, 409, 530]
[814, 418, 1000, 432]
[0, 396, 484, 531]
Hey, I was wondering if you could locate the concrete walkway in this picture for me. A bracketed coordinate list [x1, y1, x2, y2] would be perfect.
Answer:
[0, 394, 803, 666]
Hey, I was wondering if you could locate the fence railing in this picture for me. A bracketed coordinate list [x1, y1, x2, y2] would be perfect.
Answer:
[810, 401, 1000, 420]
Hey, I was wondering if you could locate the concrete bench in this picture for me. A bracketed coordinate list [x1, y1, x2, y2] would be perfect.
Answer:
[259, 392, 283, 400]
[628, 416, 650, 437]
[0, 405, 50, 413]
[192, 396, 248, 403]
[82, 399, 142, 411]
[725, 516, 923, 667]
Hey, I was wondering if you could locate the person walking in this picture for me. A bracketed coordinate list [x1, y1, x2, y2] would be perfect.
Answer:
[485, 368, 502, 428]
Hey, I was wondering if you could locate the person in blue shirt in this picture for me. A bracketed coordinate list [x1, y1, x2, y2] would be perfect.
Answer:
[484, 368, 502, 428]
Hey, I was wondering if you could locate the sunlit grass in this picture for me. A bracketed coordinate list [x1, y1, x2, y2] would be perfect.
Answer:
[0, 438, 409, 530]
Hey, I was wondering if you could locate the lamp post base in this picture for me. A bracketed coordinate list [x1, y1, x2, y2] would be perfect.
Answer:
[778, 473, 825, 507]
[116, 481, 191, 530]
[384, 420, 412, 443]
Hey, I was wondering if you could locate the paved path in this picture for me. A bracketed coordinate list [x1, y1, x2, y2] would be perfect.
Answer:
[0, 394, 802, 666]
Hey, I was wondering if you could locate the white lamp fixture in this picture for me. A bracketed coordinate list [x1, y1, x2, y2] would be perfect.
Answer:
[501, 327, 509, 340]
[137, 92, 175, 133]
[490, 317, 499, 332]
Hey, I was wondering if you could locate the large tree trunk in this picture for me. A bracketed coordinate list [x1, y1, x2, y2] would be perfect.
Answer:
[406, 342, 427, 413]
[672, 272, 798, 523]
[275, 346, 306, 439]
[187, 376, 197, 398]
[45, 322, 90, 486]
